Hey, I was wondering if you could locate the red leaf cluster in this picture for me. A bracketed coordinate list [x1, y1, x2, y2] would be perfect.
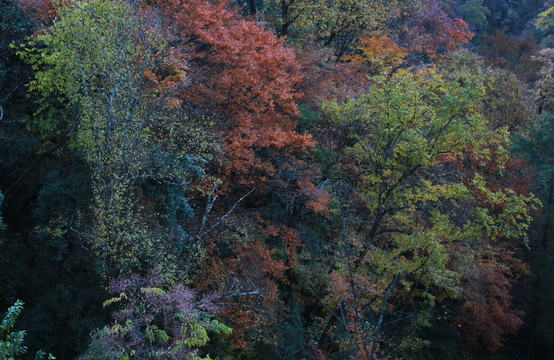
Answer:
[17, 0, 56, 24]
[458, 259, 524, 352]
[197, 236, 288, 348]
[153, 0, 316, 190]
[408, 0, 474, 59]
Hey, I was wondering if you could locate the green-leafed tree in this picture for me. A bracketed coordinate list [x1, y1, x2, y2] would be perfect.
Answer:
[535, 6, 554, 35]
[0, 300, 27, 360]
[458, 0, 490, 30]
[438, 49, 534, 133]
[19, 0, 213, 279]
[256, 0, 399, 58]
[311, 69, 536, 359]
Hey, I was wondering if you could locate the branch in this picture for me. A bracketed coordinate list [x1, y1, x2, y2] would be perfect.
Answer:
[196, 179, 220, 239]
[340, 201, 372, 360]
[196, 186, 256, 241]
[370, 272, 401, 360]
[215, 302, 267, 314]
[219, 283, 264, 299]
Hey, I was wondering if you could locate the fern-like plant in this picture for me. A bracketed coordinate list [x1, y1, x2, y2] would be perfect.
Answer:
[0, 301, 55, 360]
[0, 300, 26, 360]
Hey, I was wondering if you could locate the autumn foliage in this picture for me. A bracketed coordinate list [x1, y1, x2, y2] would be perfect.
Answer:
[17, 0, 56, 24]
[345, 35, 407, 75]
[459, 258, 524, 352]
[2, 0, 550, 359]
[152, 0, 315, 193]
[196, 218, 295, 349]
[408, 0, 474, 59]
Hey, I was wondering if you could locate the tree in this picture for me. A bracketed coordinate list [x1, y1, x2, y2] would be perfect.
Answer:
[478, 29, 538, 81]
[438, 49, 534, 132]
[79, 272, 231, 360]
[344, 35, 407, 75]
[16, 0, 56, 25]
[534, 48, 554, 114]
[312, 69, 535, 358]
[406, 0, 474, 60]
[260, 0, 316, 38]
[19, 0, 211, 278]
[258, 0, 400, 59]
[308, 0, 397, 58]
[0, 300, 27, 360]
[514, 114, 554, 254]
[535, 6, 554, 35]
[512, 113, 554, 359]
[140, 2, 329, 349]
[458, 0, 491, 30]
[458, 258, 524, 352]
[152, 0, 316, 194]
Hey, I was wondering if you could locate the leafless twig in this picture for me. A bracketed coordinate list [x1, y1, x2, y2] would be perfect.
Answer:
[196, 183, 256, 241]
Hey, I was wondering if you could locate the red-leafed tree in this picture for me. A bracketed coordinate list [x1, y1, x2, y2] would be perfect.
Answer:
[480, 29, 539, 82]
[295, 47, 370, 105]
[437, 130, 535, 354]
[17, 0, 56, 24]
[403, 0, 474, 59]
[144, 0, 328, 350]
[152, 0, 316, 194]
[458, 257, 524, 352]
[195, 215, 302, 349]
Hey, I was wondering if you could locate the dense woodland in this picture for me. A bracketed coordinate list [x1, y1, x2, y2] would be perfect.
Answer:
[1, 0, 553, 359]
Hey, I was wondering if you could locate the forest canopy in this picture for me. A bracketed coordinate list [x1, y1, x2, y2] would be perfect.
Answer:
[0, 0, 553, 359]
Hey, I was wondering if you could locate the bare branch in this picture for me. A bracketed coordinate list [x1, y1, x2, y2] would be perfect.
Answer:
[215, 302, 267, 314]
[196, 185, 256, 241]
[370, 272, 401, 360]
[196, 179, 220, 239]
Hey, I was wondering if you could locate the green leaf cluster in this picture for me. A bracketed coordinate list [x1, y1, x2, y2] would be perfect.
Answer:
[18, 0, 214, 278]
[0, 301, 55, 360]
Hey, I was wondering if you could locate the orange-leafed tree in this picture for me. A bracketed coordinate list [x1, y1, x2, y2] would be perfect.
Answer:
[345, 35, 407, 75]
[145, 0, 328, 350]
[152, 0, 316, 194]
[194, 214, 304, 349]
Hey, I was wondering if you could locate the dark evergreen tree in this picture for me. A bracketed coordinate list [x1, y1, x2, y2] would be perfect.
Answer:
[512, 113, 554, 360]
